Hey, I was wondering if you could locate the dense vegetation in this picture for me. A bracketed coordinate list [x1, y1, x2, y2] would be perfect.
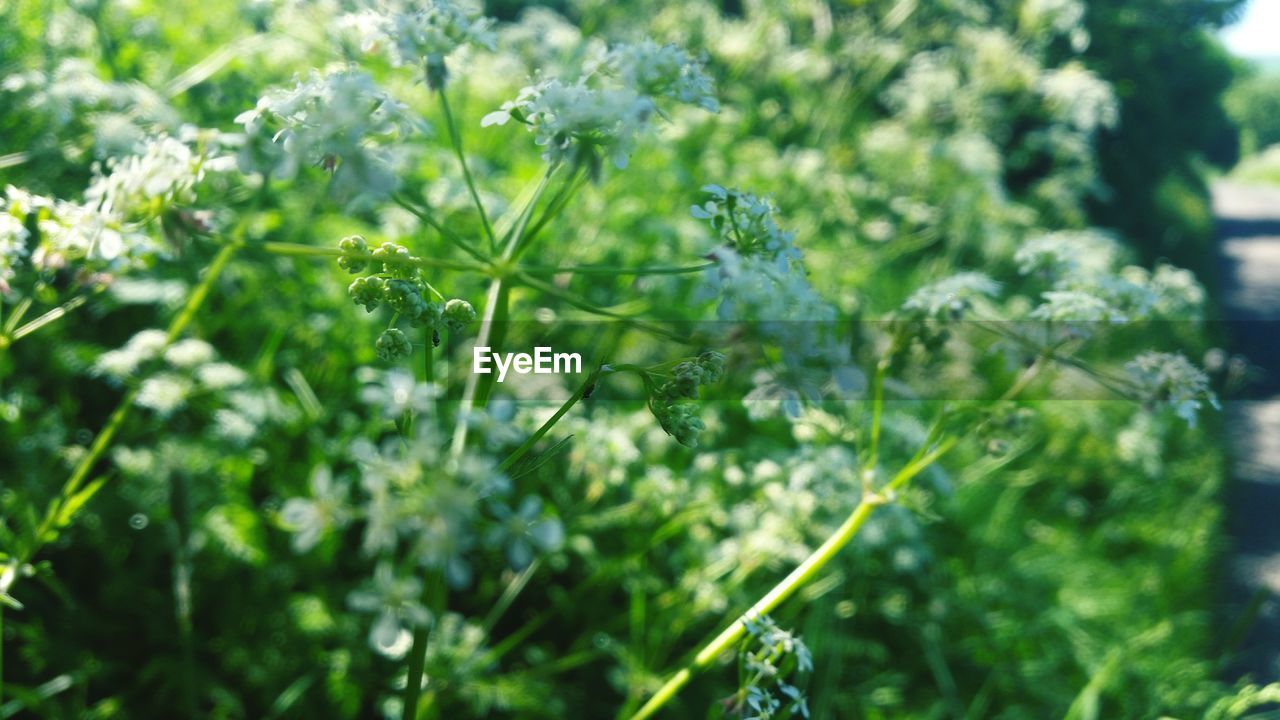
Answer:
[0, 0, 1272, 718]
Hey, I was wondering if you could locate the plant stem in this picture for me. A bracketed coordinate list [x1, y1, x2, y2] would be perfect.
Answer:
[517, 262, 713, 277]
[257, 240, 485, 273]
[1, 242, 238, 599]
[438, 89, 497, 254]
[512, 272, 691, 344]
[628, 437, 956, 720]
[391, 195, 492, 265]
[6, 295, 87, 345]
[495, 371, 600, 473]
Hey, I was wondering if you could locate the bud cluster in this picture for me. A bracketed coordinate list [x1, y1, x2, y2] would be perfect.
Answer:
[649, 351, 725, 448]
[337, 235, 476, 362]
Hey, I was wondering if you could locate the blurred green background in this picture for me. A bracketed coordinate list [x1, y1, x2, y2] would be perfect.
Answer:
[2, 0, 1280, 718]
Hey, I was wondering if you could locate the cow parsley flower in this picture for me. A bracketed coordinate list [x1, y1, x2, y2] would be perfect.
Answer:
[1038, 63, 1118, 133]
[94, 329, 171, 379]
[85, 134, 234, 218]
[163, 338, 216, 369]
[901, 272, 1000, 319]
[237, 67, 424, 197]
[482, 39, 717, 171]
[603, 39, 718, 111]
[485, 496, 564, 569]
[0, 212, 29, 293]
[136, 373, 194, 417]
[334, 0, 495, 74]
[1125, 351, 1219, 426]
[358, 367, 440, 418]
[281, 465, 351, 553]
[349, 561, 432, 656]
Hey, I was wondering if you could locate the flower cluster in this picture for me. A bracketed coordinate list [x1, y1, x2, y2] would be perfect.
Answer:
[900, 272, 1000, 320]
[94, 330, 253, 420]
[481, 39, 716, 172]
[280, 379, 565, 655]
[1014, 229, 1206, 323]
[647, 351, 726, 447]
[236, 67, 424, 199]
[694, 186, 861, 418]
[1125, 351, 1219, 427]
[85, 132, 234, 219]
[334, 0, 495, 85]
[0, 133, 227, 293]
[337, 235, 475, 361]
[734, 615, 812, 720]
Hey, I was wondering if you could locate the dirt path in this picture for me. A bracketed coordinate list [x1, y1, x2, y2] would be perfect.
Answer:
[1215, 181, 1280, 680]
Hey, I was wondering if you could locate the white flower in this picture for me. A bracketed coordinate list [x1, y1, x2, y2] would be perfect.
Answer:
[0, 212, 30, 293]
[85, 134, 232, 217]
[196, 362, 249, 390]
[603, 39, 718, 111]
[358, 367, 439, 419]
[1038, 63, 1118, 133]
[94, 329, 171, 379]
[281, 465, 350, 553]
[1125, 352, 1219, 426]
[1029, 290, 1126, 322]
[334, 0, 495, 68]
[163, 338, 216, 369]
[902, 272, 1000, 319]
[237, 67, 424, 196]
[136, 373, 194, 417]
[483, 38, 716, 170]
[348, 561, 432, 655]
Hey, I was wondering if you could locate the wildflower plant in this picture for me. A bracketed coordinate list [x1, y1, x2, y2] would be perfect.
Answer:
[0, 1, 1258, 718]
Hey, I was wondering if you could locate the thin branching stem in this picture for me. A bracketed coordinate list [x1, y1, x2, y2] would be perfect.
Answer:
[628, 435, 957, 720]
[438, 89, 498, 254]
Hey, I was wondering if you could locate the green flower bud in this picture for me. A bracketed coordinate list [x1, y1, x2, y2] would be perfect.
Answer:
[349, 276, 385, 312]
[375, 327, 413, 362]
[663, 402, 705, 447]
[385, 279, 422, 313]
[337, 235, 369, 273]
[406, 298, 443, 329]
[666, 361, 703, 399]
[697, 351, 726, 384]
[371, 241, 414, 278]
[442, 298, 477, 332]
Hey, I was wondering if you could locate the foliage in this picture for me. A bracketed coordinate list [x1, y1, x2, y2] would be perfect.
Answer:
[0, 1, 1261, 718]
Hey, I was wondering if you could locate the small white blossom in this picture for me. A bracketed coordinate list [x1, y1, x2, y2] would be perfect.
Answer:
[902, 272, 1000, 319]
[281, 465, 351, 553]
[136, 373, 194, 417]
[348, 561, 432, 655]
[1125, 351, 1219, 426]
[1038, 63, 1118, 133]
[334, 0, 495, 68]
[163, 338, 216, 369]
[85, 134, 233, 217]
[196, 362, 249, 390]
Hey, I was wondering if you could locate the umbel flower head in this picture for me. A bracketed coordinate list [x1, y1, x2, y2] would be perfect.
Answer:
[482, 39, 717, 174]
[236, 66, 425, 200]
[334, 0, 495, 86]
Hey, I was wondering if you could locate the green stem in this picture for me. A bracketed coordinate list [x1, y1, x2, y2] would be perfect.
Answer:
[438, 89, 497, 253]
[391, 195, 492, 265]
[628, 437, 956, 720]
[512, 272, 691, 344]
[257, 240, 485, 273]
[495, 371, 600, 473]
[7, 295, 87, 344]
[2, 242, 238, 598]
[866, 357, 889, 471]
[517, 262, 713, 277]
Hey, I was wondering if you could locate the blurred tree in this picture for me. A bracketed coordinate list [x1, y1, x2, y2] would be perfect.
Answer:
[1079, 0, 1243, 279]
[1225, 67, 1280, 156]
